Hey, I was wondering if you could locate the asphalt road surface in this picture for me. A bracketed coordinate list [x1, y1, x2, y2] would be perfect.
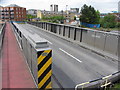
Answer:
[19, 24, 118, 88]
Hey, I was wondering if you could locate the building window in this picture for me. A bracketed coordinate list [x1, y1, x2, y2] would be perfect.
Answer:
[6, 8, 8, 10]
[10, 8, 14, 10]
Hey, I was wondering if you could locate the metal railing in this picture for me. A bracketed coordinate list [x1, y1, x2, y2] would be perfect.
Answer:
[75, 71, 120, 90]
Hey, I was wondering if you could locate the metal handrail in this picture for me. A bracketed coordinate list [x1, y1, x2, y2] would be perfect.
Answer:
[75, 71, 120, 90]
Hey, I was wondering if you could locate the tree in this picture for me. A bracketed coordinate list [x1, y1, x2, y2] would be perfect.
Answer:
[42, 16, 65, 23]
[116, 22, 120, 28]
[80, 4, 100, 24]
[26, 14, 37, 21]
[74, 16, 76, 20]
[100, 14, 117, 28]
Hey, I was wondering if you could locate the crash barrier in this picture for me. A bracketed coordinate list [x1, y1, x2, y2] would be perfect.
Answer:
[11, 22, 52, 89]
[27, 21, 119, 57]
[75, 71, 120, 90]
[0, 23, 6, 51]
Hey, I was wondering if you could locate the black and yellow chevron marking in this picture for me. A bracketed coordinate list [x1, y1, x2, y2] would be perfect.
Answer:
[37, 50, 52, 89]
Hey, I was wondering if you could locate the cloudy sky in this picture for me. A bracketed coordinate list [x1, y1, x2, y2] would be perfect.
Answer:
[0, 0, 119, 13]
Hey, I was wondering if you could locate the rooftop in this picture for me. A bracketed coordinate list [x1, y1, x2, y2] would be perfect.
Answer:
[27, 9, 37, 11]
[5, 4, 21, 7]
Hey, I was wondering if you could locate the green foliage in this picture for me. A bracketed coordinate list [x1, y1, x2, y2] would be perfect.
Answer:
[100, 14, 117, 28]
[74, 16, 76, 20]
[42, 16, 65, 23]
[26, 14, 37, 20]
[116, 22, 120, 28]
[80, 4, 100, 24]
[114, 83, 120, 88]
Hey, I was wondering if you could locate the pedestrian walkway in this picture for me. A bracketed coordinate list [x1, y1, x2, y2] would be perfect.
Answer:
[2, 22, 36, 88]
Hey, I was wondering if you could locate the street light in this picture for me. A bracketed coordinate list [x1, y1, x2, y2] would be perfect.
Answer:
[61, 10, 64, 24]
[66, 5, 68, 23]
[66, 5, 68, 12]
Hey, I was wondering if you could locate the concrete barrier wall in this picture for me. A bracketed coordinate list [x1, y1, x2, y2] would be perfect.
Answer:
[118, 36, 120, 60]
[36, 22, 39, 27]
[56, 25, 60, 34]
[48, 23, 52, 32]
[81, 29, 88, 44]
[31, 47, 38, 83]
[47, 23, 49, 31]
[45, 23, 47, 30]
[94, 31, 106, 51]
[86, 30, 96, 47]
[27, 42, 32, 69]
[75, 27, 82, 42]
[0, 23, 6, 51]
[43, 22, 45, 29]
[60, 25, 64, 36]
[59, 25, 61, 35]
[27, 21, 119, 56]
[51, 24, 57, 33]
[64, 26, 69, 38]
[104, 33, 118, 55]
[38, 22, 41, 28]
[69, 26, 75, 40]
[11, 22, 52, 89]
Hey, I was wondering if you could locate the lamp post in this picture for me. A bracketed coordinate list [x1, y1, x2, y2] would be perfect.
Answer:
[66, 5, 68, 12]
[66, 5, 68, 24]
[61, 10, 64, 24]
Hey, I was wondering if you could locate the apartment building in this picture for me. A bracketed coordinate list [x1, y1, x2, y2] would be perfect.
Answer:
[37, 10, 65, 19]
[27, 9, 37, 16]
[50, 4, 58, 12]
[0, 4, 26, 21]
[37, 10, 80, 21]
[70, 8, 79, 13]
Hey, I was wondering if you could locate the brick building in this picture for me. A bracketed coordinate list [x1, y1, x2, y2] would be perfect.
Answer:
[0, 4, 26, 21]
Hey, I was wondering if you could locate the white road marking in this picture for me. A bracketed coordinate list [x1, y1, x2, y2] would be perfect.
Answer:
[59, 48, 82, 63]
[47, 40, 53, 44]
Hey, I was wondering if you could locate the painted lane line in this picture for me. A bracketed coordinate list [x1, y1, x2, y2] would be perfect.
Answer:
[59, 48, 82, 63]
[47, 40, 53, 44]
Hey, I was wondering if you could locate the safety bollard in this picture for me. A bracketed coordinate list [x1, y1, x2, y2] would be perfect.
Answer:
[37, 49, 52, 89]
[28, 34, 52, 89]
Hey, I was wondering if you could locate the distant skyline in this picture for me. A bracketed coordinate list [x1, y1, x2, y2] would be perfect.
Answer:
[0, 0, 119, 13]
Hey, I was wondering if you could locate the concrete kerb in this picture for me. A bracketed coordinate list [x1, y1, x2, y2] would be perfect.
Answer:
[28, 23, 118, 61]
